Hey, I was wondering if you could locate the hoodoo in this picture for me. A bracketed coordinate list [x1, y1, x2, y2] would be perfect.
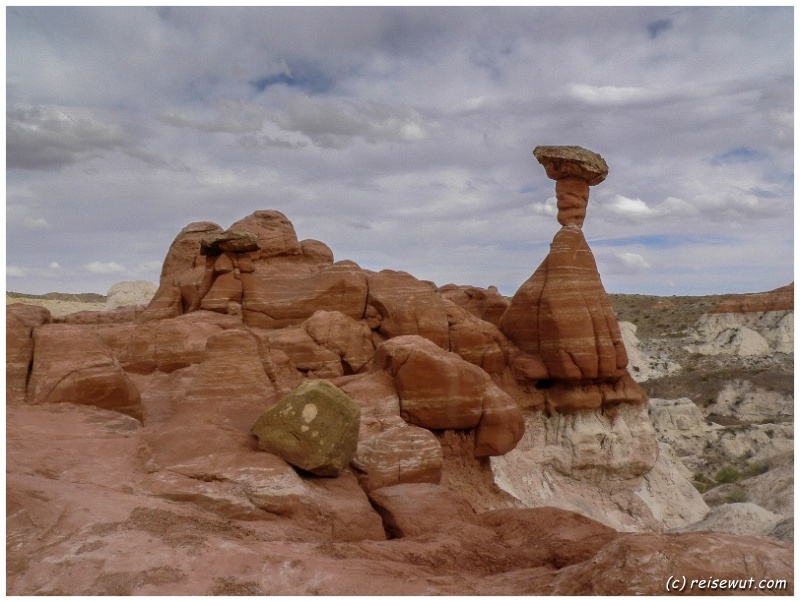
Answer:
[500, 145, 646, 411]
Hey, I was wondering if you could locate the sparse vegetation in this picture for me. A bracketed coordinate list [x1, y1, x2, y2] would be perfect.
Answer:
[714, 465, 742, 484]
[723, 487, 748, 504]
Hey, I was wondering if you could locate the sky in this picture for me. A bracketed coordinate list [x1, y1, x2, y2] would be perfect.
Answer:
[5, 6, 794, 297]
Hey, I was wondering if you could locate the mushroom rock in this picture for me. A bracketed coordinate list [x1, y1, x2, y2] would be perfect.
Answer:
[500, 145, 644, 411]
[365, 270, 450, 349]
[6, 304, 51, 405]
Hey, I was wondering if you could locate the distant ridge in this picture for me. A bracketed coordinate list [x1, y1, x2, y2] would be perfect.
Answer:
[6, 291, 107, 303]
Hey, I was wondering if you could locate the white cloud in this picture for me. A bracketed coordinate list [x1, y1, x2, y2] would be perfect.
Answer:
[568, 84, 653, 106]
[530, 196, 558, 217]
[602, 195, 699, 223]
[7, 266, 26, 277]
[597, 252, 651, 275]
[134, 260, 163, 274]
[23, 217, 51, 228]
[49, 262, 60, 269]
[83, 261, 127, 274]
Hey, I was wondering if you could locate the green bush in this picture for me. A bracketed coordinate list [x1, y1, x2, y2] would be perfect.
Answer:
[714, 465, 742, 484]
[723, 487, 747, 503]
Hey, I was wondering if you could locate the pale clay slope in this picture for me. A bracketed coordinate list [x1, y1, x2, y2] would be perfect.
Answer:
[6, 280, 158, 316]
[686, 310, 794, 356]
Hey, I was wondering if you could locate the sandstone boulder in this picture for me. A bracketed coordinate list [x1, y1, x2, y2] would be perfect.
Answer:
[351, 425, 442, 492]
[252, 380, 361, 477]
[227, 209, 303, 263]
[366, 269, 450, 349]
[373, 335, 524, 457]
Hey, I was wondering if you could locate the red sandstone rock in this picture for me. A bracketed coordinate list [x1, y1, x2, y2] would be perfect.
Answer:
[141, 221, 223, 321]
[227, 209, 303, 263]
[333, 371, 405, 440]
[368, 483, 480, 537]
[501, 227, 628, 381]
[242, 261, 368, 329]
[438, 284, 509, 327]
[374, 335, 524, 457]
[445, 301, 509, 374]
[351, 425, 443, 492]
[144, 328, 277, 468]
[366, 269, 450, 349]
[120, 311, 242, 374]
[6, 303, 51, 404]
[265, 326, 345, 378]
[552, 531, 794, 595]
[28, 323, 142, 420]
[303, 310, 375, 374]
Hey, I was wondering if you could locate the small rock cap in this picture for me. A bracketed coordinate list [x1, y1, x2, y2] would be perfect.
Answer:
[200, 230, 260, 256]
[533, 145, 608, 185]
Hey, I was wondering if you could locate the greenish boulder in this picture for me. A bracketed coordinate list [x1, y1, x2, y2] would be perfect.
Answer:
[251, 379, 361, 477]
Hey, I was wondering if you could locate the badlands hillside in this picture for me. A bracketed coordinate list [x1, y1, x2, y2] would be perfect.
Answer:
[6, 147, 793, 595]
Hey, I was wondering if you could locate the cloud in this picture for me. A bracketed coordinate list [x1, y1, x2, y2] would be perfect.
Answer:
[269, 96, 432, 148]
[6, 104, 161, 171]
[601, 195, 698, 223]
[597, 252, 652, 275]
[7, 266, 26, 278]
[49, 262, 60, 269]
[83, 261, 127, 274]
[133, 260, 163, 274]
[4, 7, 793, 296]
[568, 84, 655, 107]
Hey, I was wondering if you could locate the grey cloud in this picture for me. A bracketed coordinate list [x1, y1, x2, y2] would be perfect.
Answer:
[6, 105, 171, 171]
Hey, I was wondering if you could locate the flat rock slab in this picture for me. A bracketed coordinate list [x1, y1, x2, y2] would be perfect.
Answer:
[533, 146, 608, 185]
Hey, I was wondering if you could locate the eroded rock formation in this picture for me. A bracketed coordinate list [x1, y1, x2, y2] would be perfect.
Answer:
[7, 147, 791, 596]
[500, 146, 645, 412]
